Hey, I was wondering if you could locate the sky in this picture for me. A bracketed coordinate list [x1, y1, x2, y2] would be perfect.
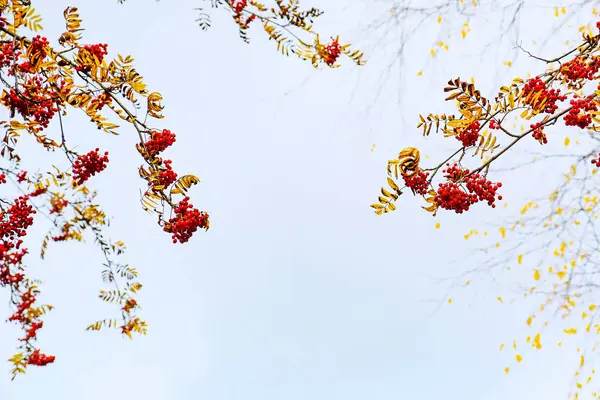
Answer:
[0, 0, 598, 399]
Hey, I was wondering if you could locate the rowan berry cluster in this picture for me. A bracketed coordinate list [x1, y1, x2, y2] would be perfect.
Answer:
[455, 120, 480, 147]
[522, 76, 567, 114]
[72, 148, 109, 186]
[29, 35, 49, 58]
[564, 96, 597, 128]
[27, 350, 55, 366]
[163, 196, 209, 244]
[560, 55, 600, 83]
[591, 153, 600, 167]
[144, 129, 176, 157]
[83, 43, 108, 62]
[322, 37, 342, 66]
[0, 42, 19, 69]
[403, 169, 430, 195]
[75, 43, 108, 73]
[155, 159, 177, 188]
[231, 0, 247, 13]
[1, 77, 60, 129]
[433, 164, 502, 214]
[531, 122, 547, 144]
[489, 119, 500, 130]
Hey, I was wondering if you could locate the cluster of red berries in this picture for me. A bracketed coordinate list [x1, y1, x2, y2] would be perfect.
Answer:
[27, 349, 55, 366]
[403, 169, 430, 195]
[560, 55, 600, 82]
[89, 92, 111, 111]
[455, 120, 481, 147]
[1, 77, 60, 129]
[163, 196, 209, 244]
[75, 43, 108, 73]
[489, 119, 500, 130]
[155, 159, 178, 188]
[0, 173, 6, 184]
[564, 96, 597, 128]
[16, 171, 27, 183]
[144, 129, 176, 157]
[530, 122, 547, 144]
[322, 37, 342, 66]
[0, 195, 35, 288]
[231, 0, 247, 13]
[591, 152, 600, 167]
[522, 77, 567, 114]
[29, 35, 49, 58]
[0, 42, 19, 69]
[72, 148, 109, 186]
[84, 43, 108, 62]
[22, 321, 43, 341]
[433, 164, 502, 213]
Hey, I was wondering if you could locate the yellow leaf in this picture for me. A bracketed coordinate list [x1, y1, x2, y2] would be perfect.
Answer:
[590, 304, 597, 311]
[447, 298, 453, 304]
[527, 316, 533, 326]
[499, 227, 506, 239]
[504, 367, 510, 374]
[516, 354, 523, 363]
[500, 344, 504, 350]
[565, 328, 577, 334]
[533, 333, 542, 349]
[435, 222, 441, 229]
[558, 271, 566, 279]
[533, 270, 540, 280]
[581, 355, 585, 368]
[518, 254, 523, 264]
[430, 48, 435, 56]
[498, 297, 503, 303]
[437, 16, 442, 23]
[565, 137, 571, 146]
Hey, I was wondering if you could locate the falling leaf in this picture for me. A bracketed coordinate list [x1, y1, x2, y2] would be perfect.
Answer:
[437, 16, 442, 23]
[518, 254, 523, 264]
[498, 297, 503, 304]
[565, 328, 577, 334]
[500, 344, 504, 350]
[565, 137, 571, 146]
[448, 298, 453, 304]
[499, 227, 506, 239]
[435, 222, 441, 229]
[533, 270, 540, 280]
[504, 367, 510, 373]
[533, 333, 542, 349]
[516, 354, 523, 363]
[417, 70, 423, 76]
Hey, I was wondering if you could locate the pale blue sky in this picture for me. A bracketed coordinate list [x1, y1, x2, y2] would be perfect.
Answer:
[0, 1, 597, 399]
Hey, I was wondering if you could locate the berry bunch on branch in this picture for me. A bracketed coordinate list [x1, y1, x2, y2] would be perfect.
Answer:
[192, 0, 366, 68]
[372, 22, 600, 217]
[0, 1, 214, 378]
